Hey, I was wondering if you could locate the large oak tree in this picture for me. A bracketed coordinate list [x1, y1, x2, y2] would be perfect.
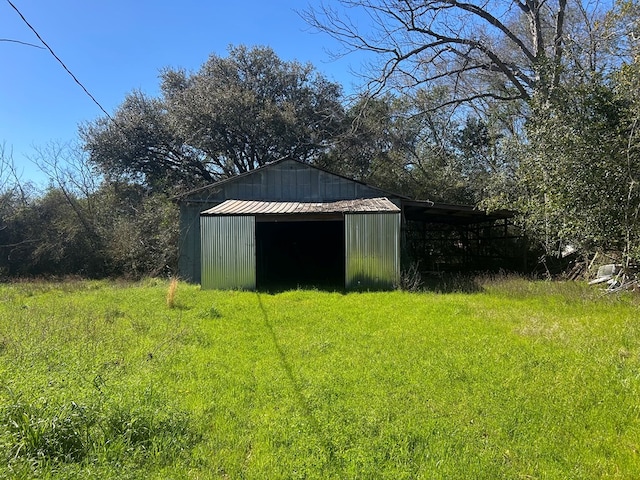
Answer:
[81, 45, 345, 192]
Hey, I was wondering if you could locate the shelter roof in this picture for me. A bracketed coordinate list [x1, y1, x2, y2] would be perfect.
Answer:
[402, 199, 514, 225]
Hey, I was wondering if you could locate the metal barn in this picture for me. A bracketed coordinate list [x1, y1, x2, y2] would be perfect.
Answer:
[178, 158, 522, 290]
[178, 159, 403, 290]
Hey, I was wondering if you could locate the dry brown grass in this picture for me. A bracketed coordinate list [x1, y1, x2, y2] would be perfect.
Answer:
[166, 277, 179, 309]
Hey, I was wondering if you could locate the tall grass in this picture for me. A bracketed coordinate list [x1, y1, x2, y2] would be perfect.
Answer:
[0, 278, 639, 478]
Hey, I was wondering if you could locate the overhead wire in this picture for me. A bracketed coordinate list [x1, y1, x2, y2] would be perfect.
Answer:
[6, 0, 112, 120]
[0, 38, 44, 49]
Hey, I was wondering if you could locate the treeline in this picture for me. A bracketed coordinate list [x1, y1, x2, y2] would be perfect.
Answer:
[2, 1, 640, 278]
[0, 158, 177, 278]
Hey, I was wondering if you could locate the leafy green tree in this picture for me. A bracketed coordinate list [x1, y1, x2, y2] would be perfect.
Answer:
[324, 89, 491, 203]
[454, 107, 525, 204]
[610, 0, 640, 264]
[80, 93, 198, 192]
[494, 1, 640, 266]
[319, 94, 413, 188]
[511, 77, 638, 262]
[82, 45, 345, 192]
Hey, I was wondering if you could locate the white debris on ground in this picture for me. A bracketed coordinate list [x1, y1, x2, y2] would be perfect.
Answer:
[588, 264, 639, 292]
[588, 264, 623, 285]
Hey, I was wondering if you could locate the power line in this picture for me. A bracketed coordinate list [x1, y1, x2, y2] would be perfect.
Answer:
[0, 38, 44, 49]
[6, 0, 112, 120]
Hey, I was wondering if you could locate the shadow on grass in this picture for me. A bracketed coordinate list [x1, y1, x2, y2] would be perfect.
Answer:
[253, 274, 491, 294]
[255, 294, 339, 464]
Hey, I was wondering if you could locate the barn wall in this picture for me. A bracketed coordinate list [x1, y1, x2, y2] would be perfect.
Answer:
[186, 160, 392, 204]
[200, 216, 256, 290]
[221, 160, 387, 202]
[345, 213, 400, 290]
[179, 203, 203, 283]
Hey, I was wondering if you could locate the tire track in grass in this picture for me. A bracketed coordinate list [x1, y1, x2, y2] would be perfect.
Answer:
[254, 293, 339, 472]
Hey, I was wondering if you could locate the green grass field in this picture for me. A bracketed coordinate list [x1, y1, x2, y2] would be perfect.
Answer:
[1, 278, 639, 479]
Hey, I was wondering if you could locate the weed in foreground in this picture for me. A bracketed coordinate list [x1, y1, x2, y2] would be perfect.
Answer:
[3, 395, 93, 464]
[0, 387, 200, 476]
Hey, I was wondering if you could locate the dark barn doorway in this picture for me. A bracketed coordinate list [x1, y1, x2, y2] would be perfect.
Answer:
[256, 219, 344, 290]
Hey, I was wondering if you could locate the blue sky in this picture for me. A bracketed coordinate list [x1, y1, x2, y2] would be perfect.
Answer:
[1, 0, 370, 184]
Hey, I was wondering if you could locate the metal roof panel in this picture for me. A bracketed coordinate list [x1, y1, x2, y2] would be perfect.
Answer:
[201, 197, 400, 215]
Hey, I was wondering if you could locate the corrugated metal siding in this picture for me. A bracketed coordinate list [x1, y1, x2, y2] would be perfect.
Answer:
[181, 160, 394, 204]
[345, 213, 400, 290]
[201, 216, 256, 290]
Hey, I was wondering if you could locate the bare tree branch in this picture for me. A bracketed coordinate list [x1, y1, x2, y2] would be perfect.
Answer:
[303, 0, 576, 110]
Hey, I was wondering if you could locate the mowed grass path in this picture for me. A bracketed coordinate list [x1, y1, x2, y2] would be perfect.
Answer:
[1, 279, 639, 478]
